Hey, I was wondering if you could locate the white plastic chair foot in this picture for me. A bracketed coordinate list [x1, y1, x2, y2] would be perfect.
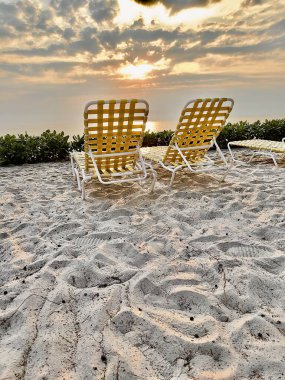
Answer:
[169, 172, 176, 188]
[70, 155, 76, 177]
[149, 171, 157, 193]
[81, 180, 86, 200]
[74, 168, 81, 190]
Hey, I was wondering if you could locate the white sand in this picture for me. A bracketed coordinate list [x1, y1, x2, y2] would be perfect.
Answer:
[0, 152, 285, 380]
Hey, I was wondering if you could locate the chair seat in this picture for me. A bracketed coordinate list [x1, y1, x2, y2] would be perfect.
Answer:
[72, 152, 142, 177]
[141, 146, 168, 163]
[141, 146, 211, 167]
[229, 139, 285, 153]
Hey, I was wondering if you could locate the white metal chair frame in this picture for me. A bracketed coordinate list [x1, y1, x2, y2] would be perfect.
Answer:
[142, 98, 234, 187]
[159, 137, 231, 187]
[71, 148, 156, 199]
[71, 99, 157, 199]
[227, 137, 285, 167]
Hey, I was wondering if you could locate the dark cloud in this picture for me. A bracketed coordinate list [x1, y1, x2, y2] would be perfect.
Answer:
[133, 0, 157, 5]
[36, 9, 54, 30]
[98, 26, 184, 53]
[0, 0, 60, 35]
[62, 27, 76, 40]
[241, 0, 264, 7]
[89, 0, 119, 22]
[0, 25, 13, 39]
[67, 26, 100, 54]
[269, 18, 285, 33]
[131, 17, 145, 29]
[133, 0, 222, 13]
[0, 2, 17, 17]
[6, 43, 65, 57]
[50, 0, 86, 16]
[50, 0, 120, 23]
[0, 0, 284, 86]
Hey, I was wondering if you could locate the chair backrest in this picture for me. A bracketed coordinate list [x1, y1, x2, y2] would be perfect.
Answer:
[84, 99, 149, 172]
[163, 98, 234, 164]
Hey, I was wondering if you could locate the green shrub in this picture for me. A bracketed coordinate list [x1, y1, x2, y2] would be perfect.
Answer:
[142, 130, 173, 147]
[1, 119, 285, 165]
[0, 130, 69, 165]
[39, 130, 69, 162]
[70, 134, 84, 152]
[217, 118, 285, 149]
[0, 134, 28, 165]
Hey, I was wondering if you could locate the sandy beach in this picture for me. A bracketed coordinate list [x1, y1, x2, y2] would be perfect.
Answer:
[0, 151, 285, 380]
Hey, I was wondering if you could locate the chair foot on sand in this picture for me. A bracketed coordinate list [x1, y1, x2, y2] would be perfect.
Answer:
[73, 167, 81, 190]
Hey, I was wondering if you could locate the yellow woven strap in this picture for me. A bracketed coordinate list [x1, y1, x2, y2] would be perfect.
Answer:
[163, 98, 233, 164]
[230, 139, 285, 153]
[83, 99, 148, 172]
[73, 151, 142, 177]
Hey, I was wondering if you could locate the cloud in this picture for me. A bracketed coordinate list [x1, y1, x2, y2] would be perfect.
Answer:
[133, 0, 222, 14]
[171, 61, 200, 74]
[50, 0, 86, 16]
[89, 0, 119, 22]
[241, 0, 264, 7]
[0, 0, 284, 88]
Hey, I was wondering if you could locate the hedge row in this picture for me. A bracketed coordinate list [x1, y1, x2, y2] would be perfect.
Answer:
[0, 119, 284, 165]
[0, 131, 84, 165]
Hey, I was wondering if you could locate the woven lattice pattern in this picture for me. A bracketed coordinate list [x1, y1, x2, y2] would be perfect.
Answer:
[141, 146, 168, 163]
[73, 152, 142, 177]
[73, 152, 85, 171]
[230, 139, 285, 153]
[141, 146, 209, 167]
[84, 99, 149, 174]
[161, 98, 233, 165]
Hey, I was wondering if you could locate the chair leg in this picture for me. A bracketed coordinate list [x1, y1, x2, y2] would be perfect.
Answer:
[227, 143, 237, 162]
[250, 150, 278, 167]
[70, 154, 76, 177]
[144, 162, 157, 193]
[270, 153, 278, 167]
[248, 152, 256, 163]
[169, 171, 175, 187]
[149, 169, 157, 193]
[169, 166, 182, 187]
[74, 168, 81, 190]
[220, 163, 232, 182]
[81, 179, 86, 200]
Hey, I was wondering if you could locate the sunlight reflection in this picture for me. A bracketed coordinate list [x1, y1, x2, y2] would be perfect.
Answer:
[146, 121, 175, 132]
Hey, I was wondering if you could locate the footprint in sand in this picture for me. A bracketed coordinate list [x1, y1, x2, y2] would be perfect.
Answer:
[74, 235, 104, 249]
[68, 232, 128, 251]
[132, 222, 170, 239]
[218, 242, 272, 258]
[44, 222, 82, 242]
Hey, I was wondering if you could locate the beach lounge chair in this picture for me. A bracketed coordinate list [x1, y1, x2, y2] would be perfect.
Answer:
[227, 138, 285, 167]
[70, 99, 156, 199]
[141, 98, 234, 187]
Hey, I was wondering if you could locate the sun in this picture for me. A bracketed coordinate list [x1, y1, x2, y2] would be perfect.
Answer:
[119, 63, 153, 79]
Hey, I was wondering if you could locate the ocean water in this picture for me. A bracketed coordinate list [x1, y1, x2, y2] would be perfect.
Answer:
[0, 120, 176, 137]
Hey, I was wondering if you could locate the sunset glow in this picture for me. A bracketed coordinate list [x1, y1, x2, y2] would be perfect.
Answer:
[119, 63, 153, 79]
[116, 0, 217, 27]
[0, 0, 284, 135]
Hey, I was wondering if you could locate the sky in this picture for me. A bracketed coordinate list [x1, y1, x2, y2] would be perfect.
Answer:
[0, 0, 285, 136]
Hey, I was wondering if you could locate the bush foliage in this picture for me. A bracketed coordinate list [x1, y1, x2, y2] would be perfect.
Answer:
[217, 119, 285, 148]
[1, 119, 285, 165]
[0, 130, 70, 165]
